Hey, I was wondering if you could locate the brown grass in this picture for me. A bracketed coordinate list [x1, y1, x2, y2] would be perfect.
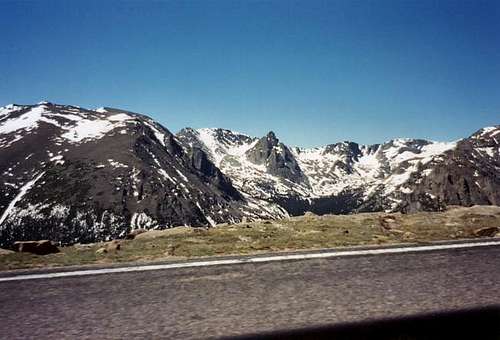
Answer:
[1, 205, 499, 271]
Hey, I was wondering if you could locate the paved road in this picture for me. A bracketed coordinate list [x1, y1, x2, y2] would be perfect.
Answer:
[0, 243, 499, 339]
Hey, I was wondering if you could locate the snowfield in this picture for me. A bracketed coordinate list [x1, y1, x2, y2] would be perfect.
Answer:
[0, 103, 135, 144]
[182, 128, 459, 205]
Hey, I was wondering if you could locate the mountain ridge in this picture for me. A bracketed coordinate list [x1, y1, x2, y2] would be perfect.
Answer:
[1, 101, 499, 247]
[176, 124, 500, 215]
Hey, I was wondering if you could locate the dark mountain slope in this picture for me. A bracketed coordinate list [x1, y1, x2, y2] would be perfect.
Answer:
[0, 103, 249, 247]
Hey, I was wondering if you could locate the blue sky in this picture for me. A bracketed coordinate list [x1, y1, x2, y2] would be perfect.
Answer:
[1, 0, 499, 147]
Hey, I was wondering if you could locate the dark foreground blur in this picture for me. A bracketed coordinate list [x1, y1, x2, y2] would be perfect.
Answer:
[232, 306, 500, 340]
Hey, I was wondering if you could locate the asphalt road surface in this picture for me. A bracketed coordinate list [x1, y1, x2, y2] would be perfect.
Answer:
[0, 242, 499, 339]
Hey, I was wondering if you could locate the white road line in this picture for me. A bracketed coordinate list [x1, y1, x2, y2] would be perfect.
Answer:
[1, 240, 500, 282]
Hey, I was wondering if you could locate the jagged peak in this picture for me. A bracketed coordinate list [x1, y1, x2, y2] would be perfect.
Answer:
[380, 138, 434, 150]
[196, 127, 252, 139]
[0, 103, 22, 113]
[253, 131, 280, 148]
[471, 125, 500, 139]
[0, 104, 24, 119]
[266, 130, 277, 139]
[179, 126, 196, 133]
[324, 141, 361, 155]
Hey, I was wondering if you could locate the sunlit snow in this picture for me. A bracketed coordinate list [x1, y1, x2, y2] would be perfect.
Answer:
[0, 172, 46, 226]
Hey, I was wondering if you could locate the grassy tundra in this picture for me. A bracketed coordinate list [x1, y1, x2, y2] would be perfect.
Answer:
[1, 205, 499, 271]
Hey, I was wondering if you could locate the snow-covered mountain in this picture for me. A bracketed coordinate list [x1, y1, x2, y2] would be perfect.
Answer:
[1, 101, 499, 247]
[0, 102, 279, 247]
[176, 129, 311, 200]
[177, 125, 500, 215]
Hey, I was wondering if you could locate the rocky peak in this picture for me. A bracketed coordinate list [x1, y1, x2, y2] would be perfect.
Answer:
[212, 128, 254, 145]
[468, 126, 500, 148]
[265, 131, 278, 144]
[382, 138, 431, 151]
[324, 141, 362, 161]
[245, 131, 306, 184]
[176, 127, 256, 166]
[246, 131, 280, 165]
[176, 127, 208, 151]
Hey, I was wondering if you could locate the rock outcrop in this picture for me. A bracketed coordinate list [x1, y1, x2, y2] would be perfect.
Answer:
[13, 240, 59, 255]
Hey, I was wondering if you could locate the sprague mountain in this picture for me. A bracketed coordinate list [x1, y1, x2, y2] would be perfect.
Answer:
[0, 102, 499, 247]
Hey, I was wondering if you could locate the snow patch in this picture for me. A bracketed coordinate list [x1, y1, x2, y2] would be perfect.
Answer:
[480, 126, 497, 136]
[0, 172, 46, 226]
[175, 168, 189, 182]
[108, 159, 129, 168]
[130, 212, 156, 229]
[195, 202, 216, 227]
[108, 113, 133, 122]
[61, 119, 119, 142]
[0, 106, 48, 135]
[0, 104, 24, 118]
[144, 121, 167, 147]
[50, 205, 70, 219]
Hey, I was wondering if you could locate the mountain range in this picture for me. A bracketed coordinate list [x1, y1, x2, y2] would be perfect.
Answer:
[0, 102, 498, 247]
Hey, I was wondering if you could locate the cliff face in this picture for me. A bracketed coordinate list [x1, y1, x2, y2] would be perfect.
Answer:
[398, 126, 500, 212]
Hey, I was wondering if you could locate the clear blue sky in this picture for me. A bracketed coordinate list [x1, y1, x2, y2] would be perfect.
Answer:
[1, 0, 499, 147]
